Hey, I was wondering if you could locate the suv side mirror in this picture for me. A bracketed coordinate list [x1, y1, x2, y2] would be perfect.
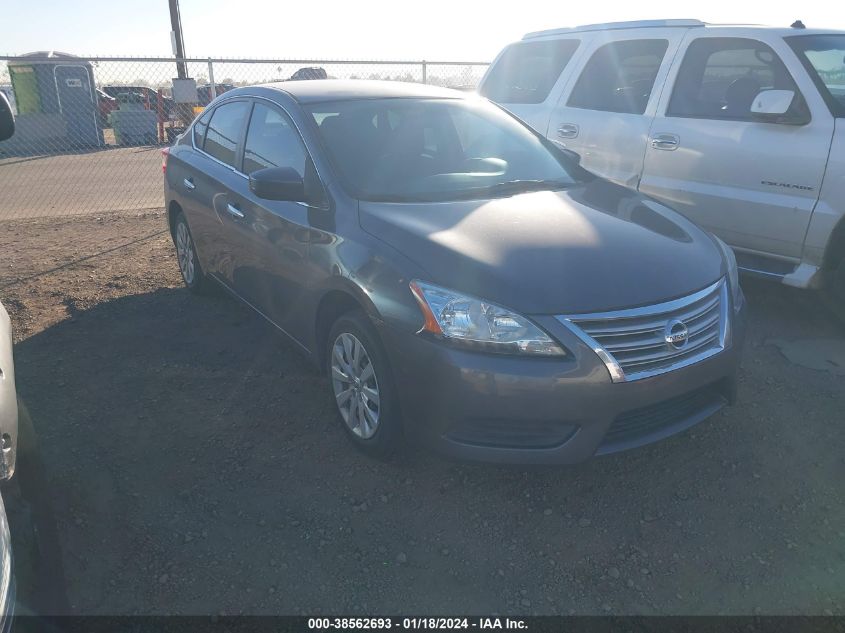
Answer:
[750, 89, 810, 125]
[249, 166, 306, 202]
[0, 91, 14, 142]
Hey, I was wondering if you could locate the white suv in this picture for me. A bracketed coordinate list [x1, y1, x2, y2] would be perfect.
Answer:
[480, 20, 845, 299]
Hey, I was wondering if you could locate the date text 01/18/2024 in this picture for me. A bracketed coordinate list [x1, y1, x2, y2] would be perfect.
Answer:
[307, 618, 528, 630]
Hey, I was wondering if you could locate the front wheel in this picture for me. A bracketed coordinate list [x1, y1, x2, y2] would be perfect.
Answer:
[326, 310, 401, 459]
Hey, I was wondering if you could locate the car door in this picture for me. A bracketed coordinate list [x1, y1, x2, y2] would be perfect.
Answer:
[545, 30, 686, 189]
[639, 34, 835, 261]
[224, 100, 318, 340]
[180, 99, 252, 281]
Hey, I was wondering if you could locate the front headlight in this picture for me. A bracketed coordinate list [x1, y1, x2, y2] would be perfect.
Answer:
[713, 236, 742, 309]
[409, 281, 566, 356]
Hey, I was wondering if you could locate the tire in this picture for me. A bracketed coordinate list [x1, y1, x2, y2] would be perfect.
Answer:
[326, 310, 401, 459]
[8, 397, 71, 614]
[173, 211, 212, 294]
[830, 256, 845, 307]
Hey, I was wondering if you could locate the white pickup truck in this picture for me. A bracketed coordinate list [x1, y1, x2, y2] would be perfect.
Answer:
[479, 20, 845, 301]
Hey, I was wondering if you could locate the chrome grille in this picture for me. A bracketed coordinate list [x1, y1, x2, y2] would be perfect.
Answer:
[558, 279, 728, 382]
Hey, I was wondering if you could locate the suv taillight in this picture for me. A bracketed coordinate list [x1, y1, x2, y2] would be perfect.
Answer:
[161, 147, 170, 174]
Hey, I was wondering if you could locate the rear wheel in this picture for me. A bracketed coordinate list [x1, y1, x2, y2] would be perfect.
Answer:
[173, 212, 212, 294]
[326, 310, 401, 458]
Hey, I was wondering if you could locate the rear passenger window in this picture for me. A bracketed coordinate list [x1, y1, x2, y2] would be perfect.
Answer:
[242, 102, 307, 176]
[480, 39, 580, 104]
[203, 101, 250, 167]
[567, 39, 669, 114]
[668, 38, 802, 121]
[192, 109, 212, 149]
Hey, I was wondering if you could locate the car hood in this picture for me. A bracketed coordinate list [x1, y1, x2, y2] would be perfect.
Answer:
[358, 180, 724, 314]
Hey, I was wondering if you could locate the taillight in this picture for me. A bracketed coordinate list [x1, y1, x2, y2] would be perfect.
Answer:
[161, 147, 170, 174]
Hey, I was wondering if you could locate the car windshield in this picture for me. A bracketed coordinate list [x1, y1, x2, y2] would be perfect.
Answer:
[307, 97, 585, 202]
[787, 34, 845, 117]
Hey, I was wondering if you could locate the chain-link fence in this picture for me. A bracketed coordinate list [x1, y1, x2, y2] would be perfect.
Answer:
[0, 55, 488, 220]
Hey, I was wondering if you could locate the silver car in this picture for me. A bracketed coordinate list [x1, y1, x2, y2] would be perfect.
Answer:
[0, 87, 18, 626]
[0, 301, 17, 626]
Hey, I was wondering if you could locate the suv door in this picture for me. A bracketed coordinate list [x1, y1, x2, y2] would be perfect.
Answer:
[639, 34, 835, 262]
[226, 100, 322, 341]
[479, 38, 582, 131]
[546, 30, 686, 188]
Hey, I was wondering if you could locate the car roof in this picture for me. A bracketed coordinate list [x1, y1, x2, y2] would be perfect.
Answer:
[523, 19, 845, 40]
[233, 79, 464, 104]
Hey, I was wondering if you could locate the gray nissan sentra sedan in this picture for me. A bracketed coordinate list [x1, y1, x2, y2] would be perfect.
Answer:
[163, 80, 746, 465]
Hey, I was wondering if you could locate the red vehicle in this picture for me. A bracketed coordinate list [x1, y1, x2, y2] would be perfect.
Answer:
[196, 83, 235, 106]
[101, 85, 175, 118]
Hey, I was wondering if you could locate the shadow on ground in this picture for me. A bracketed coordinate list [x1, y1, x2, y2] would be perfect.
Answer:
[9, 279, 845, 615]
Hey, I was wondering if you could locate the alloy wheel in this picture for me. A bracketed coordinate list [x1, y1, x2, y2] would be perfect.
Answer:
[331, 332, 381, 439]
[175, 221, 196, 285]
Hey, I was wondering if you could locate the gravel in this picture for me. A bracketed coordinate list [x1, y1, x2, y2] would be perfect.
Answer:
[1, 211, 843, 615]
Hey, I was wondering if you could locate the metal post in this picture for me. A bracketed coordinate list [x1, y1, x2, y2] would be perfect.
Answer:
[422, 60, 427, 84]
[208, 58, 216, 99]
[157, 89, 165, 143]
[168, 0, 188, 80]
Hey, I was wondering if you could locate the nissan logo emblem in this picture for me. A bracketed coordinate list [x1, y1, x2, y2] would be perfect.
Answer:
[664, 319, 689, 350]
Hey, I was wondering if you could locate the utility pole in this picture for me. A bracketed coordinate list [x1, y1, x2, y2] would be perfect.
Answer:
[168, 0, 188, 79]
[168, 0, 195, 131]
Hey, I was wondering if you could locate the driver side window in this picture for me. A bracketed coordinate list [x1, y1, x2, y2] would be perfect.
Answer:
[667, 37, 804, 121]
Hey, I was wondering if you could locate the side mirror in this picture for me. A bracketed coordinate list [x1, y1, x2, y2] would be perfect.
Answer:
[249, 166, 305, 202]
[751, 89, 794, 116]
[750, 89, 809, 125]
[0, 91, 14, 142]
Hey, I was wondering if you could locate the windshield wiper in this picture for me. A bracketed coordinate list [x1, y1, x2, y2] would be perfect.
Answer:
[366, 194, 434, 203]
[447, 179, 572, 200]
[366, 180, 573, 203]
[487, 179, 572, 194]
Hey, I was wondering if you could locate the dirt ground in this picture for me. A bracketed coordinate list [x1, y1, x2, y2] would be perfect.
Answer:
[0, 211, 843, 616]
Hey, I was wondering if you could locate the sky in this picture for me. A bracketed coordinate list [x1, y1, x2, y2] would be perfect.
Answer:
[3, 0, 845, 61]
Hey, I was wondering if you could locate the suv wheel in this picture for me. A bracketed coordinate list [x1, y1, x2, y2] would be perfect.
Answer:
[830, 256, 845, 307]
[173, 212, 211, 293]
[326, 310, 401, 458]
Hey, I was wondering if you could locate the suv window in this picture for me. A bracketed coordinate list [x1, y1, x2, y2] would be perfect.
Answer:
[668, 38, 802, 121]
[203, 101, 250, 167]
[786, 34, 845, 118]
[567, 39, 668, 114]
[242, 102, 308, 176]
[480, 39, 580, 104]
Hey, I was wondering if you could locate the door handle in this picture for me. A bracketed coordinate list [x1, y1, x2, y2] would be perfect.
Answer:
[226, 203, 244, 219]
[183, 177, 196, 190]
[651, 134, 680, 151]
[557, 123, 579, 139]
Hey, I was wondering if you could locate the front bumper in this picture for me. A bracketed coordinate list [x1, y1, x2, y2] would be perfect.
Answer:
[383, 300, 746, 465]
